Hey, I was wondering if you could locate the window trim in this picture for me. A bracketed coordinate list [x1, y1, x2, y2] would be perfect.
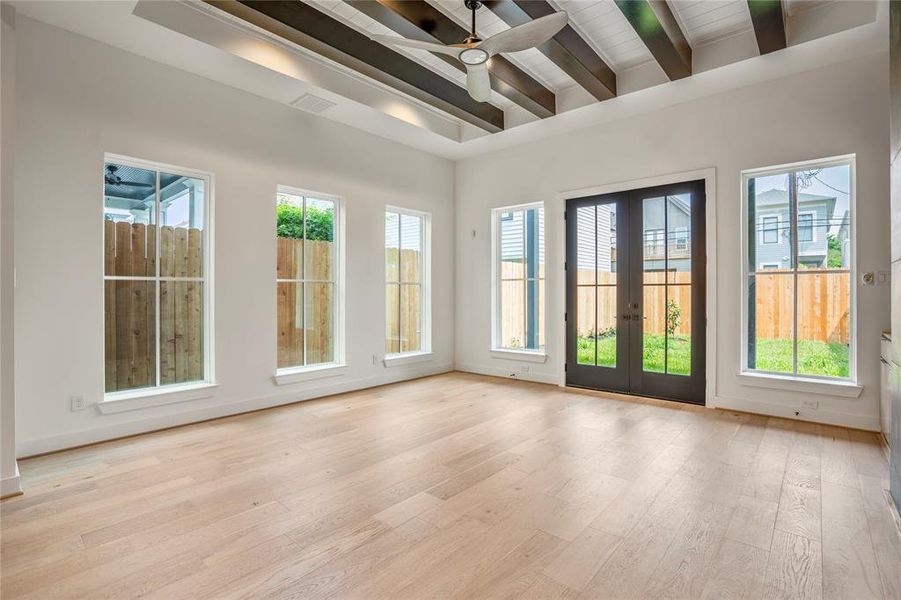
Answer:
[760, 214, 780, 245]
[490, 201, 545, 356]
[740, 154, 857, 388]
[274, 185, 346, 379]
[797, 210, 816, 243]
[100, 153, 216, 405]
[384, 205, 432, 360]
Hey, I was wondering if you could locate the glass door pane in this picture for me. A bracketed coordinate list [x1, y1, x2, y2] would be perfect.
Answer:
[641, 194, 692, 376]
[567, 197, 627, 393]
[574, 204, 618, 368]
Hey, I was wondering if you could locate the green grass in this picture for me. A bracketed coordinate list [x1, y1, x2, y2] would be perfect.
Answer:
[753, 338, 849, 378]
[576, 335, 849, 378]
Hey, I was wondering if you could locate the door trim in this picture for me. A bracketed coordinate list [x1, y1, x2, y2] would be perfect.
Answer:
[554, 168, 717, 406]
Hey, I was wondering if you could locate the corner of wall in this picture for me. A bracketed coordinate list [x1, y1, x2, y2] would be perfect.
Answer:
[1, 1, 19, 493]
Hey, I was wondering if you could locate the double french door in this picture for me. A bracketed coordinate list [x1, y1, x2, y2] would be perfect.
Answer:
[565, 180, 706, 404]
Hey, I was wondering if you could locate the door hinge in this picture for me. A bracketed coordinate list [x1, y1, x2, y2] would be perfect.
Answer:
[564, 311, 568, 322]
[564, 261, 567, 271]
[564, 363, 568, 372]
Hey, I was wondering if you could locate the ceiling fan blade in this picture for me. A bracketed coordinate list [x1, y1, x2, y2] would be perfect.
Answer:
[479, 11, 567, 56]
[370, 34, 461, 57]
[119, 181, 155, 188]
[465, 63, 491, 102]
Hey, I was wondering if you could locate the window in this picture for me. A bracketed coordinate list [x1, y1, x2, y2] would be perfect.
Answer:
[761, 215, 779, 244]
[798, 212, 814, 242]
[103, 156, 211, 395]
[492, 203, 545, 352]
[385, 208, 430, 356]
[674, 226, 688, 251]
[276, 187, 342, 371]
[743, 157, 854, 381]
[644, 228, 665, 257]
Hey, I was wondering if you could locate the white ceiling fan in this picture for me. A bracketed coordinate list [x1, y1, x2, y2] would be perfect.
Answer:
[370, 0, 567, 103]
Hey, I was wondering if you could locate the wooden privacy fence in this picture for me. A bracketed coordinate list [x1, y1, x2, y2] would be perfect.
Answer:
[277, 237, 335, 369]
[753, 270, 850, 344]
[573, 270, 693, 337]
[384, 247, 423, 355]
[498, 260, 546, 348]
[511, 264, 850, 344]
[104, 220, 203, 392]
[276, 241, 423, 365]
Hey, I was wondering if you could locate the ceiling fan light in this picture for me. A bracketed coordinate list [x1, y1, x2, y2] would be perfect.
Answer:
[459, 47, 489, 65]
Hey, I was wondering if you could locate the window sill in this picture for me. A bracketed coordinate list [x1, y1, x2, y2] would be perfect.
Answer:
[98, 382, 218, 414]
[490, 349, 548, 364]
[274, 364, 347, 385]
[383, 351, 433, 367]
[737, 371, 862, 398]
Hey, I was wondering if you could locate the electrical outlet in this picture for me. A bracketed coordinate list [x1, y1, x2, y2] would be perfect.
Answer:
[518, 365, 531, 374]
[372, 355, 378, 365]
[877, 270, 890, 285]
[801, 399, 819, 410]
[70, 395, 86, 411]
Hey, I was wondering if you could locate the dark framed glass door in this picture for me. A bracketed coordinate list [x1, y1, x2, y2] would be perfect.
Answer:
[565, 180, 706, 404]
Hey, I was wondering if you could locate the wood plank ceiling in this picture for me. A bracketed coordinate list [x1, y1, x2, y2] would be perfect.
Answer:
[211, 1, 786, 133]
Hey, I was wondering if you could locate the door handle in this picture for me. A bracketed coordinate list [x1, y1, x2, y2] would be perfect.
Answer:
[622, 314, 632, 321]
[632, 314, 642, 321]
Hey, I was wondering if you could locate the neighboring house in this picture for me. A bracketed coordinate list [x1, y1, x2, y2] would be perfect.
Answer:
[753, 189, 836, 270]
[639, 195, 692, 273]
[574, 196, 693, 274]
[500, 207, 545, 267]
[575, 204, 616, 273]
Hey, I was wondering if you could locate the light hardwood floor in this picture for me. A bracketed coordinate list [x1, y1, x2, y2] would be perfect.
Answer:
[2, 372, 900, 599]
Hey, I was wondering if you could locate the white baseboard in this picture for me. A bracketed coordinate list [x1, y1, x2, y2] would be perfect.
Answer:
[1, 462, 22, 498]
[16, 363, 880, 458]
[712, 395, 881, 431]
[455, 363, 559, 385]
[17, 363, 454, 457]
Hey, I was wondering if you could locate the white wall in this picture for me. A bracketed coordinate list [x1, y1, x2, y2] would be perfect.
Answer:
[13, 17, 455, 456]
[455, 51, 892, 430]
[1, 2, 20, 495]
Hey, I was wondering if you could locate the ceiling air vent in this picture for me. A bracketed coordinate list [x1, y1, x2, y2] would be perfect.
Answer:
[290, 93, 337, 114]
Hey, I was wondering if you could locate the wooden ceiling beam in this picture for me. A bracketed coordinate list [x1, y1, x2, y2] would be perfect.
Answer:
[208, 1, 504, 132]
[747, 0, 787, 55]
[351, 0, 556, 118]
[483, 0, 616, 101]
[615, 0, 691, 80]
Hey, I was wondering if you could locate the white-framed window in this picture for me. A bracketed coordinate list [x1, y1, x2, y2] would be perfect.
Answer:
[491, 203, 545, 353]
[760, 215, 780, 244]
[798, 211, 815, 242]
[385, 207, 431, 356]
[742, 155, 855, 383]
[275, 186, 344, 373]
[103, 154, 213, 397]
[674, 226, 689, 251]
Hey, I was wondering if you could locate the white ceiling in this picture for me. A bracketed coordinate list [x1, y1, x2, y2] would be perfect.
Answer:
[302, 0, 875, 117]
[556, 0, 655, 70]
[10, 0, 887, 160]
[670, 0, 753, 46]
